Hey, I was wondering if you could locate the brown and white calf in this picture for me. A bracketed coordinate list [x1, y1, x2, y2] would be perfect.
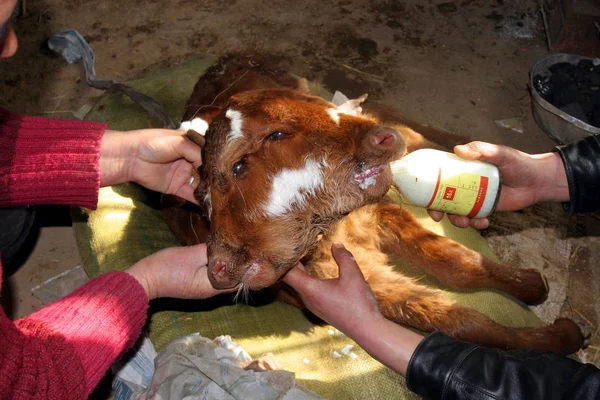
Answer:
[164, 55, 584, 355]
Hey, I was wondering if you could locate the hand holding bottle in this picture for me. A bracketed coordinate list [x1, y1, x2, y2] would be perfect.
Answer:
[427, 141, 569, 229]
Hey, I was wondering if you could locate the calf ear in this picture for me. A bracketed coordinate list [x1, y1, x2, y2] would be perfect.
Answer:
[195, 147, 209, 196]
[195, 178, 209, 202]
[194, 169, 212, 221]
[185, 129, 210, 210]
[185, 129, 206, 148]
[195, 150, 212, 205]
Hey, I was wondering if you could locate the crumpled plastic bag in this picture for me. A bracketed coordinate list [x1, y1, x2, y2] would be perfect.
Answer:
[331, 90, 367, 117]
[112, 333, 324, 400]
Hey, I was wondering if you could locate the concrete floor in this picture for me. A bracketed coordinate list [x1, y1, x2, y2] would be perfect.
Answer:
[3, 226, 80, 319]
[1, 206, 82, 320]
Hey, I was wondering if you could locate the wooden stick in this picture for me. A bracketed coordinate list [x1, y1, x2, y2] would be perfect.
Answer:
[539, 0, 553, 51]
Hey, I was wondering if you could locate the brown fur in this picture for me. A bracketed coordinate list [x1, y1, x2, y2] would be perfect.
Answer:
[163, 54, 584, 355]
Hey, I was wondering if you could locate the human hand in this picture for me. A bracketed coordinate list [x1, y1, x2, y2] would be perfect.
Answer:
[100, 129, 202, 204]
[428, 141, 569, 229]
[283, 242, 385, 337]
[0, 0, 18, 58]
[284, 242, 424, 376]
[125, 243, 237, 300]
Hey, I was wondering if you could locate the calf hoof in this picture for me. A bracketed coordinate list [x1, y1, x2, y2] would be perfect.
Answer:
[510, 268, 548, 305]
[548, 318, 585, 356]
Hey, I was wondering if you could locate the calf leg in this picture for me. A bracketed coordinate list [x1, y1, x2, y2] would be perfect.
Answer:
[374, 202, 548, 305]
[306, 256, 582, 355]
[371, 268, 583, 355]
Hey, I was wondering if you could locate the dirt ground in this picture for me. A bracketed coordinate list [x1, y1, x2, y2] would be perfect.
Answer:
[2, 0, 600, 383]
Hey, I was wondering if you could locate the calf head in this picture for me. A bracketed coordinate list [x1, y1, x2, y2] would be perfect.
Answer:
[197, 88, 406, 290]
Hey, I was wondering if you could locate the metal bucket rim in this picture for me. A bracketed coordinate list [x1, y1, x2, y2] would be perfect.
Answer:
[529, 53, 600, 135]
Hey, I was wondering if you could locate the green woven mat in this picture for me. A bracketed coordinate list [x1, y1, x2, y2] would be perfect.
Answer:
[72, 56, 542, 400]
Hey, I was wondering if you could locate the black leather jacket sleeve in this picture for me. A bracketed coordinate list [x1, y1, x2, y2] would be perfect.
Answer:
[406, 332, 600, 400]
[555, 134, 600, 215]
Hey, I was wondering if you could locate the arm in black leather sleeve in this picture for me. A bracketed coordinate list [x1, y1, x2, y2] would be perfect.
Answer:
[406, 331, 600, 400]
[555, 133, 600, 215]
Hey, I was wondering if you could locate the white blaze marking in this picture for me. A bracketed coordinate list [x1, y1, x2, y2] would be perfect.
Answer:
[264, 158, 326, 217]
[179, 118, 209, 135]
[225, 109, 244, 141]
[327, 108, 341, 125]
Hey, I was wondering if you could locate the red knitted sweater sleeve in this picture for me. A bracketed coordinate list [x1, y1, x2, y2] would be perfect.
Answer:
[0, 109, 148, 397]
[0, 268, 149, 399]
[0, 108, 107, 209]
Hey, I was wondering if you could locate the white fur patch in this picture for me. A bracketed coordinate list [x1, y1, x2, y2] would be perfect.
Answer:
[264, 158, 326, 217]
[179, 118, 209, 135]
[225, 109, 244, 141]
[327, 108, 341, 125]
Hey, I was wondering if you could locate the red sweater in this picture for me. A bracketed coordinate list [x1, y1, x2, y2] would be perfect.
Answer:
[0, 109, 149, 399]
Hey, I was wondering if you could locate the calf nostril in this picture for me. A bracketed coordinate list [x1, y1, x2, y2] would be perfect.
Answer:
[371, 127, 398, 147]
[214, 259, 227, 278]
[376, 133, 395, 146]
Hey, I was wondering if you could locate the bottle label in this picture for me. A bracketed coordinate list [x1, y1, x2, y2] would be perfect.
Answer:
[426, 168, 488, 217]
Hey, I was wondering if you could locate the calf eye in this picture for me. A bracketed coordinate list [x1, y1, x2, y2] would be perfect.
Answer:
[232, 159, 246, 177]
[267, 131, 288, 141]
